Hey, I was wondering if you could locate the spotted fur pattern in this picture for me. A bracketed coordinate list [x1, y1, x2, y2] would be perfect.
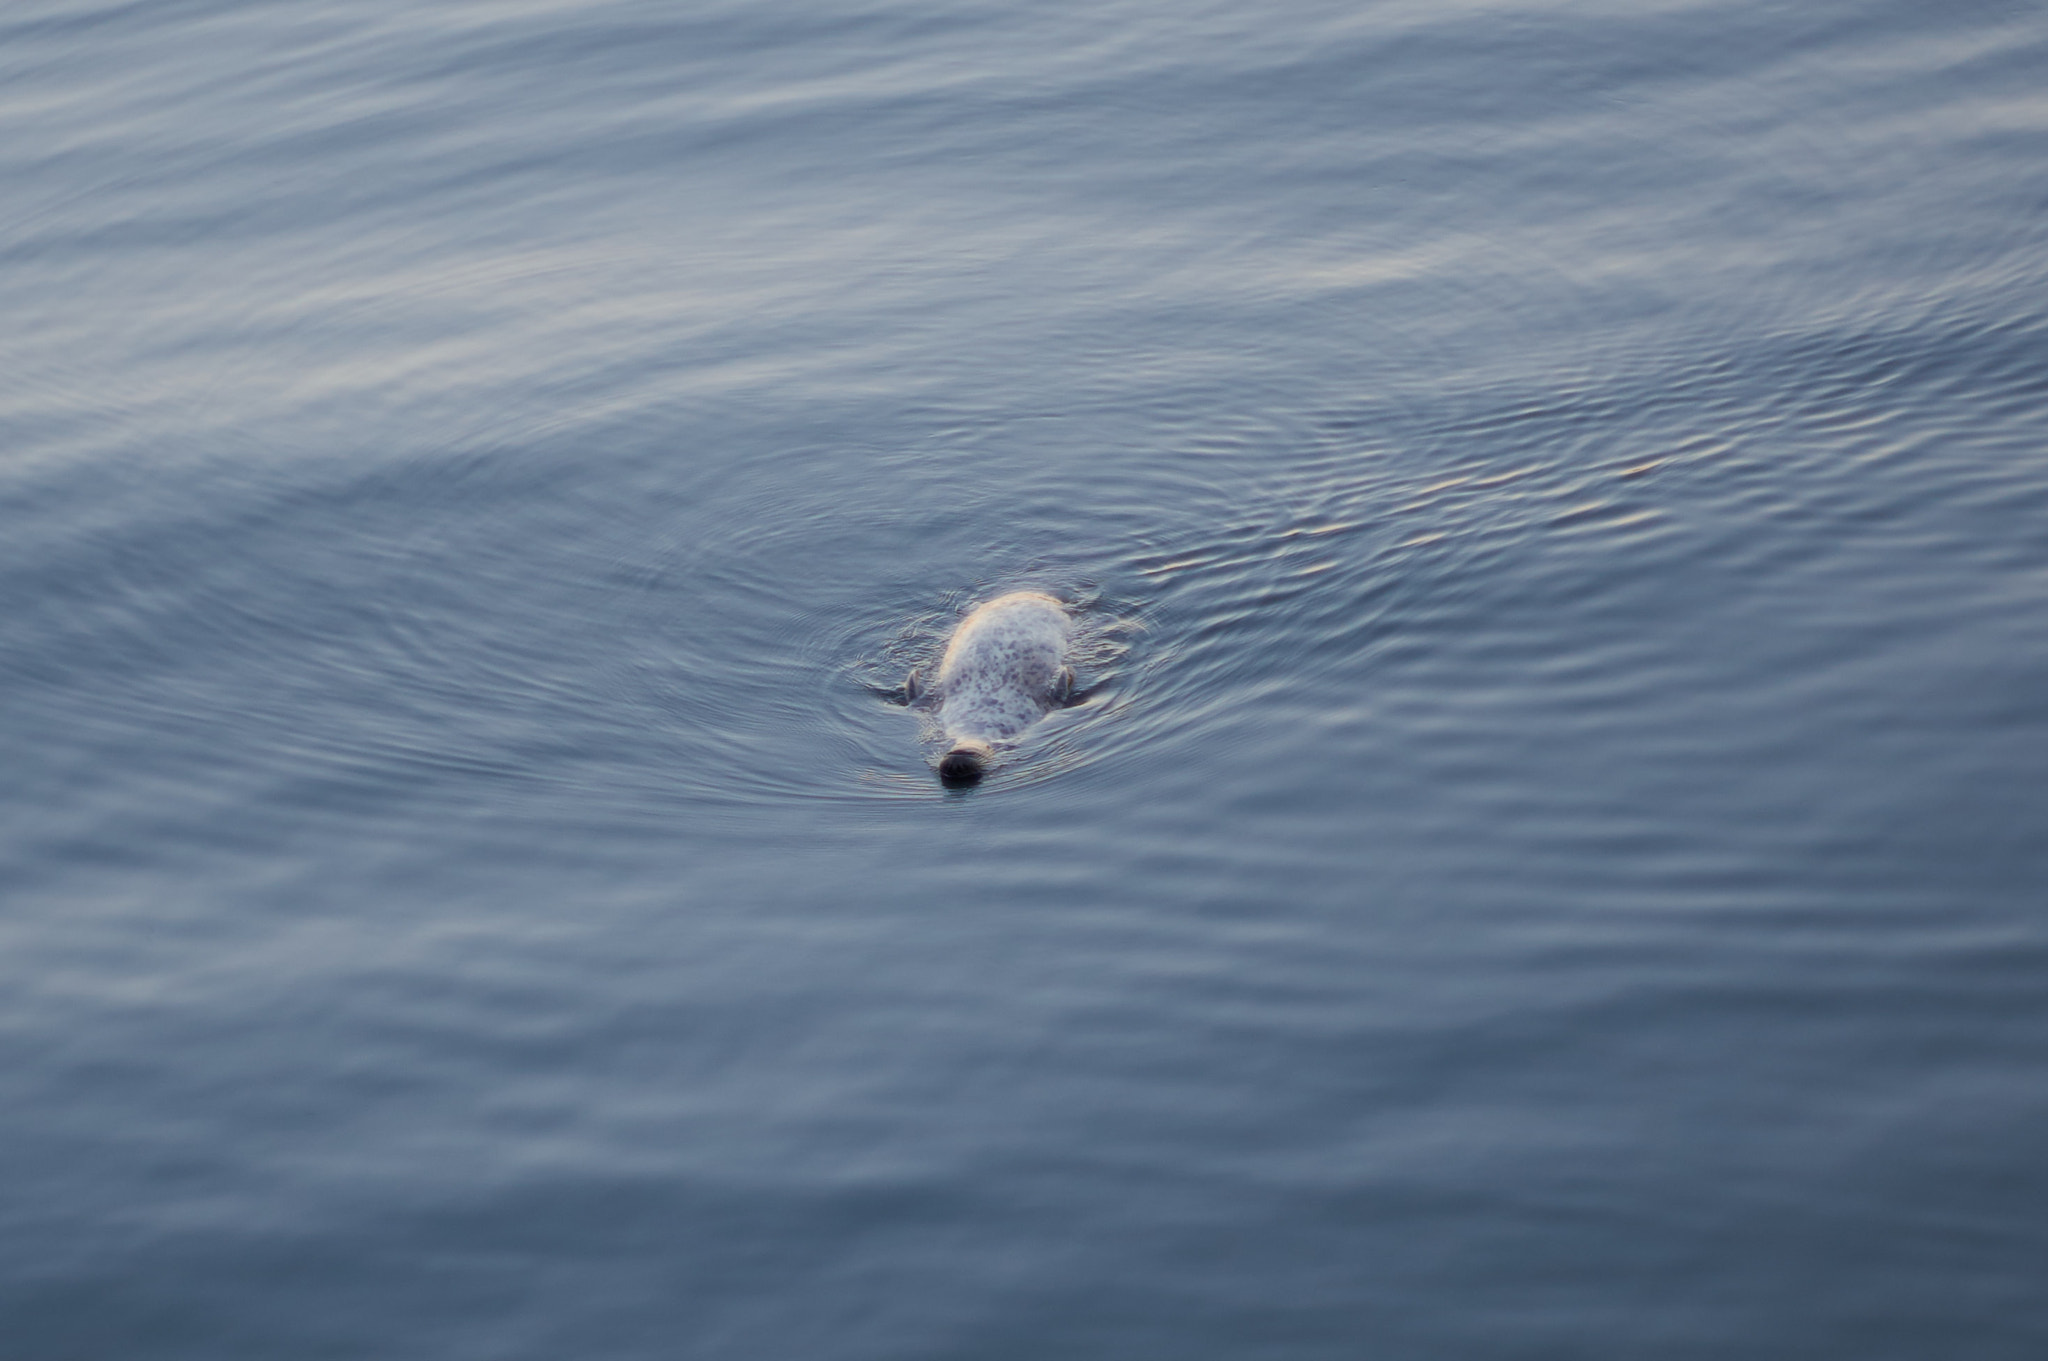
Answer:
[931, 592, 1073, 754]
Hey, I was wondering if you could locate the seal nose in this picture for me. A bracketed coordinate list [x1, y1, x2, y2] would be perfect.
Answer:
[938, 747, 987, 784]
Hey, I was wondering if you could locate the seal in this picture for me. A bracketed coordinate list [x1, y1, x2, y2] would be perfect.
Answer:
[911, 591, 1075, 784]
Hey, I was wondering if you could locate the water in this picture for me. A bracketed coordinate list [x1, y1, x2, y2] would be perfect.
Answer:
[4, 0, 2046, 1355]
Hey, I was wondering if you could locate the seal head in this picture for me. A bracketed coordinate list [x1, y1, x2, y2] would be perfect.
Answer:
[923, 591, 1074, 783]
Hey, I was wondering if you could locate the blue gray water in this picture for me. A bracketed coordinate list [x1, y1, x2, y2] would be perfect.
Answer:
[4, 0, 2046, 1355]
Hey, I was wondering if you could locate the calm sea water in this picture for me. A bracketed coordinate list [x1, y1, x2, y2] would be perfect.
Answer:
[4, 0, 2046, 1355]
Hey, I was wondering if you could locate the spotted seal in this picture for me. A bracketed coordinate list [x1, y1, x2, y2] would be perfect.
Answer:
[908, 591, 1075, 784]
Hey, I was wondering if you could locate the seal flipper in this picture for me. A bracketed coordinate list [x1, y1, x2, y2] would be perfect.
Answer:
[1054, 667, 1102, 707]
[865, 668, 924, 706]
